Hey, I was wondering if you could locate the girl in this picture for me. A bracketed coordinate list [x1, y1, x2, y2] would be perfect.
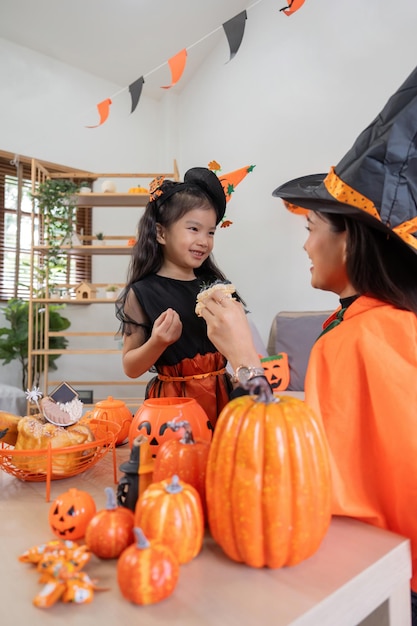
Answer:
[116, 166, 236, 429]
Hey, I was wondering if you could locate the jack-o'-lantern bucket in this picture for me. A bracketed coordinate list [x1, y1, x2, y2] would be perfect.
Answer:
[129, 397, 212, 456]
[89, 396, 132, 446]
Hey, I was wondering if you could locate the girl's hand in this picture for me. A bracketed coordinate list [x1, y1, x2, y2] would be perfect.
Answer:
[152, 308, 182, 346]
[198, 296, 260, 371]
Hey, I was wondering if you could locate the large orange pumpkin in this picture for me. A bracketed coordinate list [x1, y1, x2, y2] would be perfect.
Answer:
[135, 475, 204, 564]
[206, 379, 332, 568]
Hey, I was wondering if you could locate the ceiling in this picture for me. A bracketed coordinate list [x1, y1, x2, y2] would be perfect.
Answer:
[0, 0, 253, 99]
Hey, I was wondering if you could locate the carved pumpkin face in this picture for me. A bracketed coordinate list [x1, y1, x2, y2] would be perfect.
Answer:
[261, 353, 290, 392]
[48, 488, 96, 540]
[129, 398, 212, 457]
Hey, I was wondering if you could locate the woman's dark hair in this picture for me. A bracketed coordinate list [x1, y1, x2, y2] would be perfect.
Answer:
[125, 180, 228, 289]
[320, 211, 417, 314]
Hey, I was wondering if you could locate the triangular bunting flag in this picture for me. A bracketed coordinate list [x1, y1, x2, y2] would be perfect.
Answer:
[161, 49, 187, 89]
[219, 165, 255, 202]
[86, 98, 112, 128]
[279, 0, 306, 16]
[222, 11, 247, 62]
[129, 76, 145, 113]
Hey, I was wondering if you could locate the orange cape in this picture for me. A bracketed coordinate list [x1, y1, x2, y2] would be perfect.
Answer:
[305, 296, 417, 591]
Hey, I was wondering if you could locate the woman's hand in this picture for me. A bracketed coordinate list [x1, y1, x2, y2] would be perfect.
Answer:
[198, 296, 261, 371]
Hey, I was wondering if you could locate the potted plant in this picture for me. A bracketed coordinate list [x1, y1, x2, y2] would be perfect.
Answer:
[0, 298, 70, 390]
[79, 181, 92, 193]
[33, 178, 80, 266]
[105, 285, 119, 299]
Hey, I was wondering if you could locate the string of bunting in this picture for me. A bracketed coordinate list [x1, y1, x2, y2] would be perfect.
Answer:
[86, 0, 306, 128]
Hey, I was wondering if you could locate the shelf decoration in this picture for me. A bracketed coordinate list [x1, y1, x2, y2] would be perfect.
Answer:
[75, 282, 97, 301]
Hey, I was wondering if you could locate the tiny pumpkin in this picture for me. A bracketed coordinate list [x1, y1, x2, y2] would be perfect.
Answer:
[153, 420, 210, 520]
[85, 487, 135, 559]
[135, 475, 204, 564]
[117, 527, 179, 605]
[206, 378, 332, 568]
[48, 488, 96, 540]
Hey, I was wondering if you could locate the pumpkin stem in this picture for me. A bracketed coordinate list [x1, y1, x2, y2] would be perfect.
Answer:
[166, 419, 195, 444]
[104, 486, 118, 510]
[165, 474, 183, 494]
[244, 376, 277, 404]
[133, 527, 150, 550]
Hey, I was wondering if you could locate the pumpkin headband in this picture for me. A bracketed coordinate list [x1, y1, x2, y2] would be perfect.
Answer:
[149, 161, 255, 227]
[272, 64, 417, 253]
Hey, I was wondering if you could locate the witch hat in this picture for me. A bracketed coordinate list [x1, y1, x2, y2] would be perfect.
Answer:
[219, 165, 256, 202]
[272, 65, 417, 255]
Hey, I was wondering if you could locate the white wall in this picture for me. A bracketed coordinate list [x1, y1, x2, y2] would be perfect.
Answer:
[0, 37, 168, 390]
[176, 0, 417, 342]
[2, 0, 417, 390]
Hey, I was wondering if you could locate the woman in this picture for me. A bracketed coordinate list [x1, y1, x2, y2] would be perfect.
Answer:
[199, 64, 417, 623]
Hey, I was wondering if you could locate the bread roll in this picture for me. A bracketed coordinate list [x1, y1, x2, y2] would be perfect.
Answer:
[195, 281, 236, 316]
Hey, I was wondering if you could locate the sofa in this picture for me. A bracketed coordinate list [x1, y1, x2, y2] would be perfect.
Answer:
[267, 310, 332, 392]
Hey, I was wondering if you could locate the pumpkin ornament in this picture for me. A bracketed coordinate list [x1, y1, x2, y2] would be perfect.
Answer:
[117, 527, 179, 605]
[48, 488, 96, 540]
[153, 420, 210, 519]
[206, 377, 332, 568]
[129, 397, 212, 455]
[85, 487, 135, 559]
[135, 475, 204, 564]
[87, 396, 133, 446]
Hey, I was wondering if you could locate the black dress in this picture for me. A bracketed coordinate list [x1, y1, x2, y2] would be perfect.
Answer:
[116, 274, 232, 428]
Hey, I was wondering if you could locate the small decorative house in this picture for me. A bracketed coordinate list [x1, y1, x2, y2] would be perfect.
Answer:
[75, 281, 97, 300]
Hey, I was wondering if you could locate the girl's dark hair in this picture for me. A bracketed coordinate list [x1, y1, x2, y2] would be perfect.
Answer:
[125, 180, 228, 289]
[320, 211, 417, 314]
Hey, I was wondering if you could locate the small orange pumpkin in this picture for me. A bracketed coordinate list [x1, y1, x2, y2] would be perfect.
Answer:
[206, 378, 332, 568]
[117, 527, 179, 605]
[48, 488, 96, 540]
[152, 420, 210, 520]
[88, 396, 132, 445]
[85, 487, 135, 559]
[135, 475, 204, 564]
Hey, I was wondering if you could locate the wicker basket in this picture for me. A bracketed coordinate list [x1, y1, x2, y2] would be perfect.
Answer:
[0, 418, 120, 501]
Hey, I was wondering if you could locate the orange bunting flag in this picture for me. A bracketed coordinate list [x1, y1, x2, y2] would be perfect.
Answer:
[161, 49, 187, 89]
[86, 98, 112, 128]
[219, 165, 255, 202]
[279, 0, 306, 16]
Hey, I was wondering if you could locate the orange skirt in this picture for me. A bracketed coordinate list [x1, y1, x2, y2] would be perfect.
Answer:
[146, 353, 232, 430]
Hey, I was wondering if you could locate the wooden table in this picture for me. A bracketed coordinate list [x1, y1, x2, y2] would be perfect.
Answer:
[0, 445, 412, 625]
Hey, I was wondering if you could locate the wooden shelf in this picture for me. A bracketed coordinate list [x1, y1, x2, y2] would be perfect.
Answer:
[34, 245, 133, 256]
[77, 192, 149, 207]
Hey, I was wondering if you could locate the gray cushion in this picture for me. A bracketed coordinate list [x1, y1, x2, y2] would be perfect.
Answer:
[267, 310, 332, 391]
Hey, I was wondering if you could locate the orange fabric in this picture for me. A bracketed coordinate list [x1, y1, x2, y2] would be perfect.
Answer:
[305, 295, 417, 591]
[324, 166, 381, 221]
[146, 352, 231, 430]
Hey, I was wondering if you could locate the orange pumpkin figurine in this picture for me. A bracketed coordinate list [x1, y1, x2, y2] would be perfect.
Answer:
[206, 377, 332, 568]
[85, 487, 135, 559]
[152, 419, 210, 520]
[117, 527, 179, 605]
[135, 474, 204, 564]
[48, 488, 96, 540]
